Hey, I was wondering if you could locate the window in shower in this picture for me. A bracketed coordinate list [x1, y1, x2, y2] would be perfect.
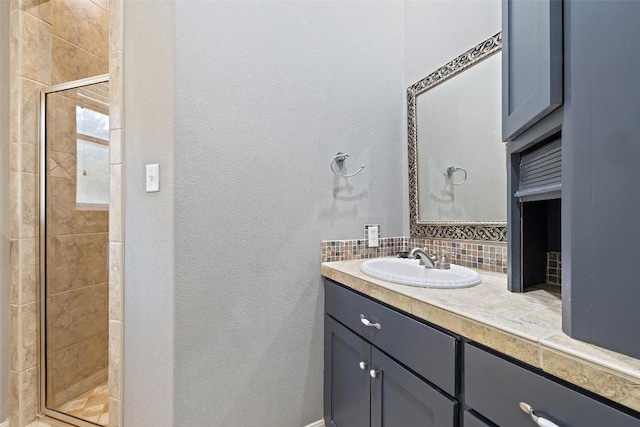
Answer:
[41, 76, 110, 427]
[76, 106, 110, 208]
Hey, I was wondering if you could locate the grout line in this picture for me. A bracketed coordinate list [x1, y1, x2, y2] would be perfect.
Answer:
[46, 281, 109, 298]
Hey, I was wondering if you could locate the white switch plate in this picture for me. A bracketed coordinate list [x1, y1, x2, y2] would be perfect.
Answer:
[146, 164, 160, 192]
[368, 226, 379, 247]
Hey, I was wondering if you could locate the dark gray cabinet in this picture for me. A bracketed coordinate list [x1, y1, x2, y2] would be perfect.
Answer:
[505, 0, 640, 358]
[324, 278, 640, 426]
[371, 348, 457, 427]
[463, 411, 495, 427]
[560, 0, 640, 359]
[324, 316, 371, 427]
[502, 0, 563, 141]
[464, 343, 640, 427]
[324, 281, 458, 427]
[325, 278, 458, 396]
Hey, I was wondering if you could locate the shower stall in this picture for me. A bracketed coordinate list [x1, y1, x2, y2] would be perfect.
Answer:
[39, 75, 110, 427]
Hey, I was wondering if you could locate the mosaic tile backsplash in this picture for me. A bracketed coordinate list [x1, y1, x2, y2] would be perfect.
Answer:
[408, 238, 508, 274]
[321, 237, 406, 262]
[321, 236, 508, 274]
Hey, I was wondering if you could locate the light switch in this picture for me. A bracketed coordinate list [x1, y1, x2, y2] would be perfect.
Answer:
[146, 164, 160, 192]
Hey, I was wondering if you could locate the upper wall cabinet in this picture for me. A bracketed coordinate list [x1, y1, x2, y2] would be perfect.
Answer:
[505, 0, 640, 359]
[502, 0, 563, 141]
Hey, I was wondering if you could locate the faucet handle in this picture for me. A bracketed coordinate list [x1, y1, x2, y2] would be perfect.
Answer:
[438, 251, 451, 270]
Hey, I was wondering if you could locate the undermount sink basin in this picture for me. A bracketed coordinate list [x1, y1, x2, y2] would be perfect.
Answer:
[360, 258, 482, 288]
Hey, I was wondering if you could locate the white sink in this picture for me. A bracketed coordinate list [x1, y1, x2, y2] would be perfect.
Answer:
[360, 258, 482, 288]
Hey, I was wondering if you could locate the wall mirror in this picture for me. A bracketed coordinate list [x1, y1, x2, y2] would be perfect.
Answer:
[408, 32, 507, 241]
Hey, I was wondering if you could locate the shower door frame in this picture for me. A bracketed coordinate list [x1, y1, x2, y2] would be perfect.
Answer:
[39, 74, 110, 427]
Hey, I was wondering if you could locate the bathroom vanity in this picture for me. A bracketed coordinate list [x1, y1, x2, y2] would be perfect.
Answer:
[322, 260, 640, 427]
[325, 280, 457, 426]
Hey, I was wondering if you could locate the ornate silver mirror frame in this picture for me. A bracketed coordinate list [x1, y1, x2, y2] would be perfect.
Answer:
[408, 32, 506, 242]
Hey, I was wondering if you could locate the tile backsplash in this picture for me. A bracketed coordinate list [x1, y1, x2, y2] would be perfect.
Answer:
[408, 238, 507, 274]
[321, 237, 406, 263]
[321, 236, 508, 274]
[547, 251, 562, 285]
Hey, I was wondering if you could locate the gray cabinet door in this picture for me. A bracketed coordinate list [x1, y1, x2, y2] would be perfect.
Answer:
[463, 411, 495, 427]
[561, 0, 640, 359]
[371, 348, 457, 427]
[325, 280, 458, 396]
[324, 316, 370, 427]
[502, 0, 563, 141]
[465, 343, 640, 427]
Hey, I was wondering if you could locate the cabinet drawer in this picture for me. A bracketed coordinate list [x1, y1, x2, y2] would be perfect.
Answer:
[464, 343, 640, 427]
[325, 280, 458, 396]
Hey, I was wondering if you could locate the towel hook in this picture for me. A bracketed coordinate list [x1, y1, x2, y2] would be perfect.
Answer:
[331, 152, 365, 178]
[444, 165, 467, 185]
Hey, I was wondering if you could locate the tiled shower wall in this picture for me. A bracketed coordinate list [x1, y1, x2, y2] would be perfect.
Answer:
[108, 0, 124, 423]
[321, 236, 508, 274]
[8, 0, 123, 425]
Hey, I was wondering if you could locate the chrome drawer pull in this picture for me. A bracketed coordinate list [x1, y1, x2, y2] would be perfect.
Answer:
[359, 361, 367, 370]
[360, 314, 381, 330]
[370, 369, 379, 379]
[519, 402, 560, 427]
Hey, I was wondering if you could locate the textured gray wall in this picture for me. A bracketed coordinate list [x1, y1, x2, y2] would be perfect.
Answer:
[118, 1, 510, 424]
[173, 1, 404, 425]
[123, 2, 175, 426]
[404, 0, 501, 88]
[402, 0, 501, 234]
[0, 0, 10, 422]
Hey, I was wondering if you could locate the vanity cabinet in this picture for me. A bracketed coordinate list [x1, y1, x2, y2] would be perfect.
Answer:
[323, 275, 640, 426]
[462, 411, 495, 427]
[324, 280, 458, 427]
[323, 316, 371, 427]
[505, 0, 640, 358]
[464, 343, 640, 427]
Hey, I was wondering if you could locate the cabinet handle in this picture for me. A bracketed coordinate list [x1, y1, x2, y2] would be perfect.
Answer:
[519, 402, 560, 427]
[369, 369, 379, 379]
[360, 314, 381, 330]
[359, 361, 367, 370]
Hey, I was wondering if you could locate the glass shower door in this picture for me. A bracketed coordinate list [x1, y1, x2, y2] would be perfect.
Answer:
[41, 77, 110, 427]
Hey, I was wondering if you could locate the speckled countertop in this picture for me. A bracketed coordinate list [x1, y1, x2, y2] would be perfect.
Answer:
[321, 259, 640, 413]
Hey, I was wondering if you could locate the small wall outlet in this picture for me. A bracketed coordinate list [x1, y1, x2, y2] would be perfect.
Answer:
[368, 226, 379, 247]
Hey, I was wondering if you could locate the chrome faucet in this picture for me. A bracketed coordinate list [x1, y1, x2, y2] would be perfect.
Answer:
[408, 248, 438, 269]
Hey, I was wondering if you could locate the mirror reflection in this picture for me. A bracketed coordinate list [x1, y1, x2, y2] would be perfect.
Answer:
[408, 33, 506, 241]
[417, 52, 505, 222]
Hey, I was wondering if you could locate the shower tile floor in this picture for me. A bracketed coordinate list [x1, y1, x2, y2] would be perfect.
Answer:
[57, 382, 109, 426]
